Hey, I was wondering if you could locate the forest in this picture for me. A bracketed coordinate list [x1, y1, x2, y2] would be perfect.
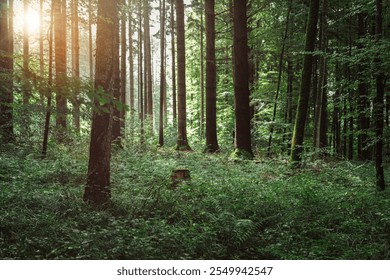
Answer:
[0, 0, 390, 260]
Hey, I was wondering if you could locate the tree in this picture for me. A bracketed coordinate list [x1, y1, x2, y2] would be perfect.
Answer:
[120, 0, 127, 139]
[144, 0, 153, 126]
[290, 0, 320, 164]
[204, 0, 219, 152]
[111, 5, 121, 143]
[128, 0, 135, 142]
[84, 0, 119, 205]
[54, 0, 68, 138]
[159, 0, 166, 147]
[71, 0, 80, 132]
[171, 0, 177, 124]
[232, 0, 252, 158]
[0, 0, 14, 142]
[176, 0, 191, 150]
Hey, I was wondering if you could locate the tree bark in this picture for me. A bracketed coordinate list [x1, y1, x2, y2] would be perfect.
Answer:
[232, 0, 252, 157]
[111, 7, 121, 143]
[71, 0, 80, 132]
[120, 0, 127, 138]
[159, 0, 166, 147]
[84, 0, 119, 205]
[128, 0, 135, 142]
[171, 0, 177, 124]
[176, 0, 191, 150]
[200, 0, 204, 139]
[54, 0, 67, 139]
[0, 0, 14, 142]
[290, 0, 320, 164]
[204, 0, 219, 152]
[144, 0, 153, 127]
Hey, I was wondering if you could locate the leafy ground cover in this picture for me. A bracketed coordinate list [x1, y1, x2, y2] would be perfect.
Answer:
[1, 143, 390, 259]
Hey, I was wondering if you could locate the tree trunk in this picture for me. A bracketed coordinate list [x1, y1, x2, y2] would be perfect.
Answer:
[23, 0, 30, 106]
[159, 0, 166, 147]
[171, 0, 177, 124]
[0, 0, 14, 142]
[357, 13, 371, 160]
[54, 0, 67, 139]
[290, 0, 320, 164]
[120, 0, 127, 139]
[128, 0, 135, 143]
[204, 0, 219, 153]
[71, 0, 80, 132]
[199, 0, 204, 139]
[267, 0, 291, 156]
[232, 0, 252, 158]
[176, 0, 191, 150]
[111, 8, 121, 143]
[42, 2, 54, 158]
[138, 1, 145, 144]
[144, 0, 153, 128]
[84, 0, 119, 205]
[88, 0, 94, 81]
[374, 0, 385, 190]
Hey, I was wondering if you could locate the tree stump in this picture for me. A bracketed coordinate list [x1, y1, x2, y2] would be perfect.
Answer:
[170, 169, 190, 189]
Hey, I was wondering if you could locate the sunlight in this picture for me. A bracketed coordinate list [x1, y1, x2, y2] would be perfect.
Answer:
[15, 9, 40, 35]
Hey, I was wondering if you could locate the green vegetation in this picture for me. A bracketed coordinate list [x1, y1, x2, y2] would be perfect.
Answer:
[1, 142, 389, 260]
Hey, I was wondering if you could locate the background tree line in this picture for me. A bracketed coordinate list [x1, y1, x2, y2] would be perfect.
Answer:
[0, 0, 389, 204]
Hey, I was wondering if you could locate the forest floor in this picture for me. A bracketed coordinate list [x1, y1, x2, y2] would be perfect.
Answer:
[1, 141, 390, 260]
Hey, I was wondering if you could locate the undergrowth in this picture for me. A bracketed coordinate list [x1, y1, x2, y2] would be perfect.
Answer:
[0, 143, 390, 259]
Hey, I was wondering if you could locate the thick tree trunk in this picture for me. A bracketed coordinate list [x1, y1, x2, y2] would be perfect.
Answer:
[232, 0, 252, 157]
[0, 0, 14, 142]
[290, 0, 320, 164]
[84, 0, 119, 205]
[54, 0, 67, 139]
[205, 0, 219, 153]
[176, 0, 191, 150]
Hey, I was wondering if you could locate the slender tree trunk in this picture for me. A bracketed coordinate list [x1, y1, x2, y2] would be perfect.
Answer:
[267, 0, 291, 156]
[23, 0, 30, 106]
[176, 0, 191, 150]
[357, 13, 371, 160]
[128, 0, 135, 142]
[290, 0, 320, 164]
[144, 0, 153, 127]
[199, 0, 204, 139]
[88, 0, 94, 81]
[159, 0, 166, 146]
[39, 0, 44, 78]
[332, 63, 341, 156]
[54, 0, 67, 139]
[84, 0, 119, 205]
[112, 8, 121, 143]
[71, 0, 80, 132]
[314, 0, 328, 151]
[232, 0, 252, 157]
[205, 0, 219, 152]
[120, 0, 127, 138]
[374, 0, 385, 190]
[171, 0, 177, 124]
[42, 0, 54, 158]
[138, 2, 145, 144]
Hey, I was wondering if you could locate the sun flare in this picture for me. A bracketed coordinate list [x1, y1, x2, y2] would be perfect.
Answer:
[16, 9, 40, 35]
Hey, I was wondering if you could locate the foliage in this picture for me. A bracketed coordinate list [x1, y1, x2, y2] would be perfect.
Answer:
[1, 143, 389, 259]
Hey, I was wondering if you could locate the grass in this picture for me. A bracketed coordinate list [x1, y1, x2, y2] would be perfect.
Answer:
[1, 142, 390, 260]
